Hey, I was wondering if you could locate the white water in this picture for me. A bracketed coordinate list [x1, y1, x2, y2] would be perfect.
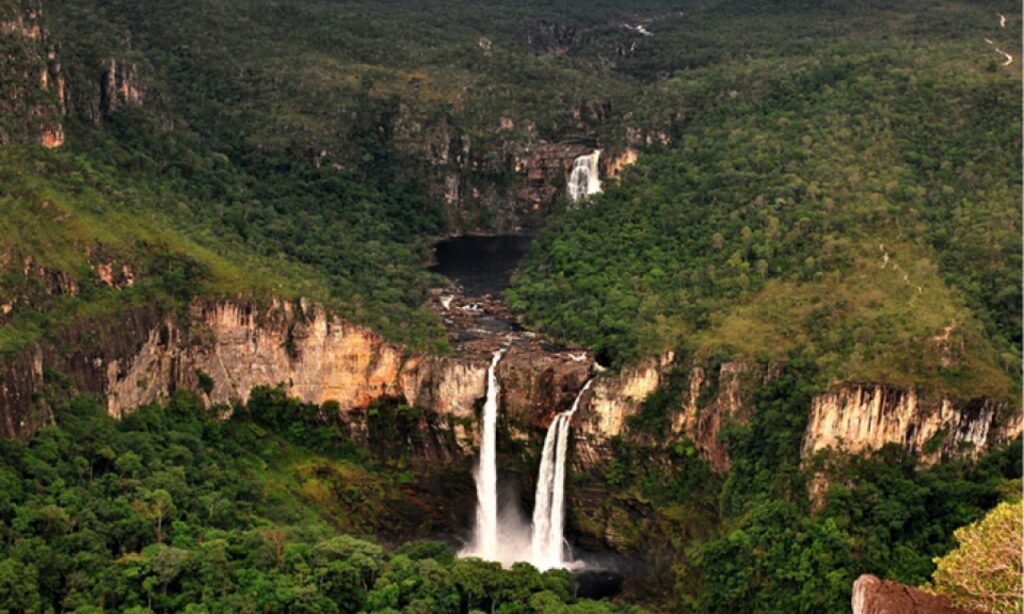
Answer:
[464, 348, 506, 561]
[530, 379, 593, 570]
[567, 150, 602, 202]
[461, 353, 593, 571]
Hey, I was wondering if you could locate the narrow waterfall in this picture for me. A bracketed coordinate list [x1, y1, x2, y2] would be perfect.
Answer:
[567, 150, 603, 203]
[530, 379, 593, 570]
[466, 348, 507, 561]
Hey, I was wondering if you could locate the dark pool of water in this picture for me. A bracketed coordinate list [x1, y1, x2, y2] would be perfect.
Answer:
[430, 235, 534, 296]
[573, 568, 626, 600]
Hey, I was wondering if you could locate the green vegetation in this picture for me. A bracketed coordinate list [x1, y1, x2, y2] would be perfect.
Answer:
[926, 501, 1023, 614]
[509, 1, 1021, 403]
[1, 0, 1020, 611]
[0, 391, 642, 613]
[590, 359, 1021, 612]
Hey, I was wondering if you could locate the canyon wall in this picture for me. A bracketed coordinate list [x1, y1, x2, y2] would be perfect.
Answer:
[575, 357, 753, 473]
[572, 358, 1019, 473]
[393, 112, 642, 235]
[0, 0, 145, 148]
[802, 386, 1014, 464]
[0, 298, 591, 448]
[0, 0, 65, 147]
[2, 294, 1019, 469]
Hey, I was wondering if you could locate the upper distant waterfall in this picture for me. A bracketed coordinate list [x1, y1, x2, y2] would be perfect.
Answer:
[530, 379, 593, 570]
[469, 348, 506, 561]
[567, 150, 602, 203]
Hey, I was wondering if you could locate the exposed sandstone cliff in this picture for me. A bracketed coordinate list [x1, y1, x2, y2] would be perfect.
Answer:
[100, 58, 143, 115]
[0, 298, 593, 451]
[802, 386, 1015, 464]
[574, 352, 672, 469]
[572, 356, 1019, 474]
[671, 360, 750, 472]
[574, 357, 752, 472]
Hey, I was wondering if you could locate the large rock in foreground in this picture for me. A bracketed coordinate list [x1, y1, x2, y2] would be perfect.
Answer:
[851, 575, 991, 614]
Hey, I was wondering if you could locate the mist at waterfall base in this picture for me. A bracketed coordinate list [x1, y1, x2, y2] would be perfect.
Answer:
[460, 352, 599, 574]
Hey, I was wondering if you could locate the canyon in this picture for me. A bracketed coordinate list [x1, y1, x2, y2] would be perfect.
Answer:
[2, 288, 1018, 476]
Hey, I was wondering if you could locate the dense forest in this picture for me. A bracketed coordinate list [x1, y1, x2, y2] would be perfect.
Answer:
[0, 0, 1020, 611]
[0, 391, 646, 612]
[0, 387, 1018, 612]
[509, 3, 1022, 403]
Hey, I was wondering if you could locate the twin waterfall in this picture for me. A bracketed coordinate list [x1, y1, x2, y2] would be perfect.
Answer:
[567, 150, 603, 203]
[462, 348, 591, 570]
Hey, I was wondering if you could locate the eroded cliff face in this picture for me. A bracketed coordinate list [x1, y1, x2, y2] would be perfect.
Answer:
[0, 298, 596, 453]
[672, 360, 751, 472]
[398, 116, 641, 235]
[1, 0, 146, 148]
[572, 356, 1019, 475]
[0, 0, 65, 147]
[573, 356, 752, 472]
[5, 294, 1019, 471]
[574, 353, 672, 468]
[99, 299, 492, 452]
[802, 385, 1014, 463]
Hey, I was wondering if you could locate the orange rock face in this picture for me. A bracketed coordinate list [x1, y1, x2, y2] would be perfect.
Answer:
[851, 575, 990, 614]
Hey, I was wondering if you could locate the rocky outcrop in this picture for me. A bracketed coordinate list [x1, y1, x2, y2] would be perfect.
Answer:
[0, 346, 49, 438]
[573, 357, 752, 472]
[0, 298, 594, 449]
[672, 360, 750, 472]
[574, 356, 1019, 474]
[528, 21, 583, 56]
[1, 0, 148, 148]
[99, 300, 492, 432]
[605, 147, 638, 177]
[802, 386, 1016, 464]
[851, 575, 990, 614]
[0, 250, 136, 325]
[497, 345, 591, 434]
[100, 58, 144, 115]
[0, 0, 65, 147]
[574, 353, 672, 468]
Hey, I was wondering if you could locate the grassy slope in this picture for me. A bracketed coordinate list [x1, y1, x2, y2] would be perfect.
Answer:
[509, 0, 1021, 402]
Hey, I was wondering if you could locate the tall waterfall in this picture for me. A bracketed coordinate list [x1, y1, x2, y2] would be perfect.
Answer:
[466, 348, 507, 561]
[567, 150, 602, 203]
[530, 379, 593, 570]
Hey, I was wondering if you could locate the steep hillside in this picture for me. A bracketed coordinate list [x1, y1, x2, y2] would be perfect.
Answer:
[510, 0, 1022, 404]
[0, 0, 1020, 612]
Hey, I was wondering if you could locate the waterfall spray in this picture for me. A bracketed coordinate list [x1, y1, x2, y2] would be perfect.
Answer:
[471, 348, 506, 560]
[530, 379, 593, 569]
[567, 151, 602, 202]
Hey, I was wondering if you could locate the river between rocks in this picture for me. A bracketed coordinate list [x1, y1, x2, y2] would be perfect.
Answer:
[427, 235, 628, 599]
